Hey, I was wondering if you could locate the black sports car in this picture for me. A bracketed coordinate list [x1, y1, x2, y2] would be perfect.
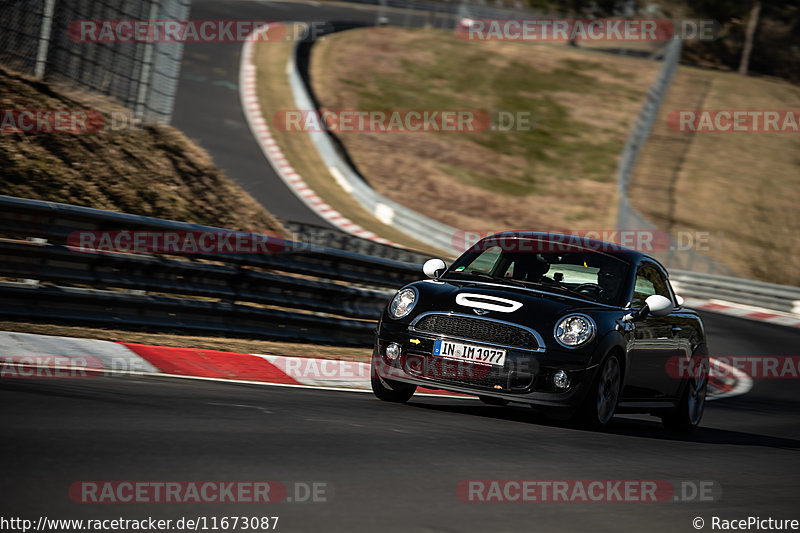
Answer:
[371, 232, 708, 430]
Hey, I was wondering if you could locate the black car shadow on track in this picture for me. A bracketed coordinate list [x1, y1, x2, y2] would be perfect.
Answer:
[403, 399, 800, 451]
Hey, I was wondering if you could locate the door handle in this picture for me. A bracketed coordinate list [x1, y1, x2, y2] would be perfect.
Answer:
[671, 326, 682, 334]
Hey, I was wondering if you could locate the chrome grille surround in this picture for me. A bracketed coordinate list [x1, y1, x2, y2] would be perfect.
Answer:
[409, 312, 546, 352]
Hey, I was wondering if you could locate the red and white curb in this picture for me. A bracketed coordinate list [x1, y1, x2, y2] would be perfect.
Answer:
[0, 331, 751, 401]
[0, 332, 159, 374]
[705, 358, 753, 400]
[683, 297, 800, 328]
[0, 332, 454, 397]
[238, 27, 395, 246]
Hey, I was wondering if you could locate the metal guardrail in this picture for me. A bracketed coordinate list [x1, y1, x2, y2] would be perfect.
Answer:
[0, 196, 420, 287]
[614, 38, 732, 276]
[0, 196, 796, 349]
[671, 271, 800, 316]
[289, 26, 462, 255]
[0, 195, 424, 346]
[280, 219, 432, 264]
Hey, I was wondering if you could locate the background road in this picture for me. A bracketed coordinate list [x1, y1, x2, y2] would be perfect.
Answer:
[171, 0, 429, 225]
[2, 311, 798, 532]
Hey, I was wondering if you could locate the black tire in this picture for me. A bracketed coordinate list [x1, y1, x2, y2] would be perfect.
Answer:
[479, 395, 510, 406]
[371, 374, 417, 403]
[577, 354, 622, 430]
[662, 374, 707, 431]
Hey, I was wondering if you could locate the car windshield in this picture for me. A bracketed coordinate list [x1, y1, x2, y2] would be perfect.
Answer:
[445, 239, 631, 306]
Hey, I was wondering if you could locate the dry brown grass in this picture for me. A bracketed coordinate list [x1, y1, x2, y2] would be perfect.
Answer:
[629, 65, 800, 284]
[0, 322, 372, 362]
[310, 28, 660, 236]
[0, 66, 285, 235]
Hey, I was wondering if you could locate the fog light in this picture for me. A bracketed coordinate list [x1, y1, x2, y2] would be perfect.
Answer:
[553, 370, 570, 390]
[386, 342, 402, 360]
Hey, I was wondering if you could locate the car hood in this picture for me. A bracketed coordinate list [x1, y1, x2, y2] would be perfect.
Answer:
[408, 278, 607, 325]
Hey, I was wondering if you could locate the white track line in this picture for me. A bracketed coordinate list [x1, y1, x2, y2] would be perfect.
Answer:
[238, 26, 395, 246]
[0, 362, 471, 399]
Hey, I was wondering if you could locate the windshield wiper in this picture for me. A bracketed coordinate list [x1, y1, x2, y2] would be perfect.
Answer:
[467, 270, 527, 288]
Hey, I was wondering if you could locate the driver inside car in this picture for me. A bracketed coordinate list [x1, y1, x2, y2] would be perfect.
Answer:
[509, 254, 550, 283]
[597, 261, 625, 303]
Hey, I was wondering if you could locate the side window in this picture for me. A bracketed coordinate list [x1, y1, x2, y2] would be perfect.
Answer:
[466, 246, 502, 274]
[632, 265, 672, 308]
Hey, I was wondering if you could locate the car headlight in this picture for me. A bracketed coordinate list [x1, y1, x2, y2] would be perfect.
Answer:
[554, 314, 596, 348]
[389, 288, 417, 319]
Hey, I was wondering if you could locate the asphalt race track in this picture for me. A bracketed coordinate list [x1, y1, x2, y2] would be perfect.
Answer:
[1, 311, 799, 532]
[3, 1, 799, 531]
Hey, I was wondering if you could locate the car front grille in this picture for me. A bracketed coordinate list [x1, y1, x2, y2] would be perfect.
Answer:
[412, 313, 540, 350]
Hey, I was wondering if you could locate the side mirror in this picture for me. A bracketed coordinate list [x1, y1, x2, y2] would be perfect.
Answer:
[423, 258, 447, 279]
[623, 294, 674, 322]
[675, 294, 685, 307]
[645, 294, 673, 317]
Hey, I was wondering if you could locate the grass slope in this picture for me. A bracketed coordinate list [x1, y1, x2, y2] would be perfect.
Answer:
[312, 27, 799, 284]
[310, 27, 660, 235]
[629, 66, 800, 284]
[0, 66, 285, 235]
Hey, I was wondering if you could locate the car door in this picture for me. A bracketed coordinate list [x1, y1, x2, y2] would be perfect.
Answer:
[623, 264, 680, 399]
[665, 278, 704, 398]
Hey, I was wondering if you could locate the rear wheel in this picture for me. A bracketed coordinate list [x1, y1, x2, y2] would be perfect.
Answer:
[371, 374, 416, 403]
[479, 396, 509, 406]
[662, 375, 707, 431]
[578, 354, 621, 430]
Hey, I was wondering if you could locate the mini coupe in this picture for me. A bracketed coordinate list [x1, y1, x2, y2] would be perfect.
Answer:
[371, 232, 708, 431]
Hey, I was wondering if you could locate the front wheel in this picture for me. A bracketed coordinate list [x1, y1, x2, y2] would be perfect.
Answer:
[578, 354, 621, 430]
[371, 373, 417, 403]
[662, 375, 707, 431]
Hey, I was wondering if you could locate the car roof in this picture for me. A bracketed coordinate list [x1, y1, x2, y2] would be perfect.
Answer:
[480, 231, 670, 276]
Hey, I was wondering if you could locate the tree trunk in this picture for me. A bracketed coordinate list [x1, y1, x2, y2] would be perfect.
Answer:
[738, 0, 761, 75]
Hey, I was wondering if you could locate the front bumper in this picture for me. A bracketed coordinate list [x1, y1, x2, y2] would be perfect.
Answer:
[373, 319, 600, 410]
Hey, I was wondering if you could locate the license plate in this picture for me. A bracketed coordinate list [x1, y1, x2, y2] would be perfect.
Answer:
[433, 339, 506, 366]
